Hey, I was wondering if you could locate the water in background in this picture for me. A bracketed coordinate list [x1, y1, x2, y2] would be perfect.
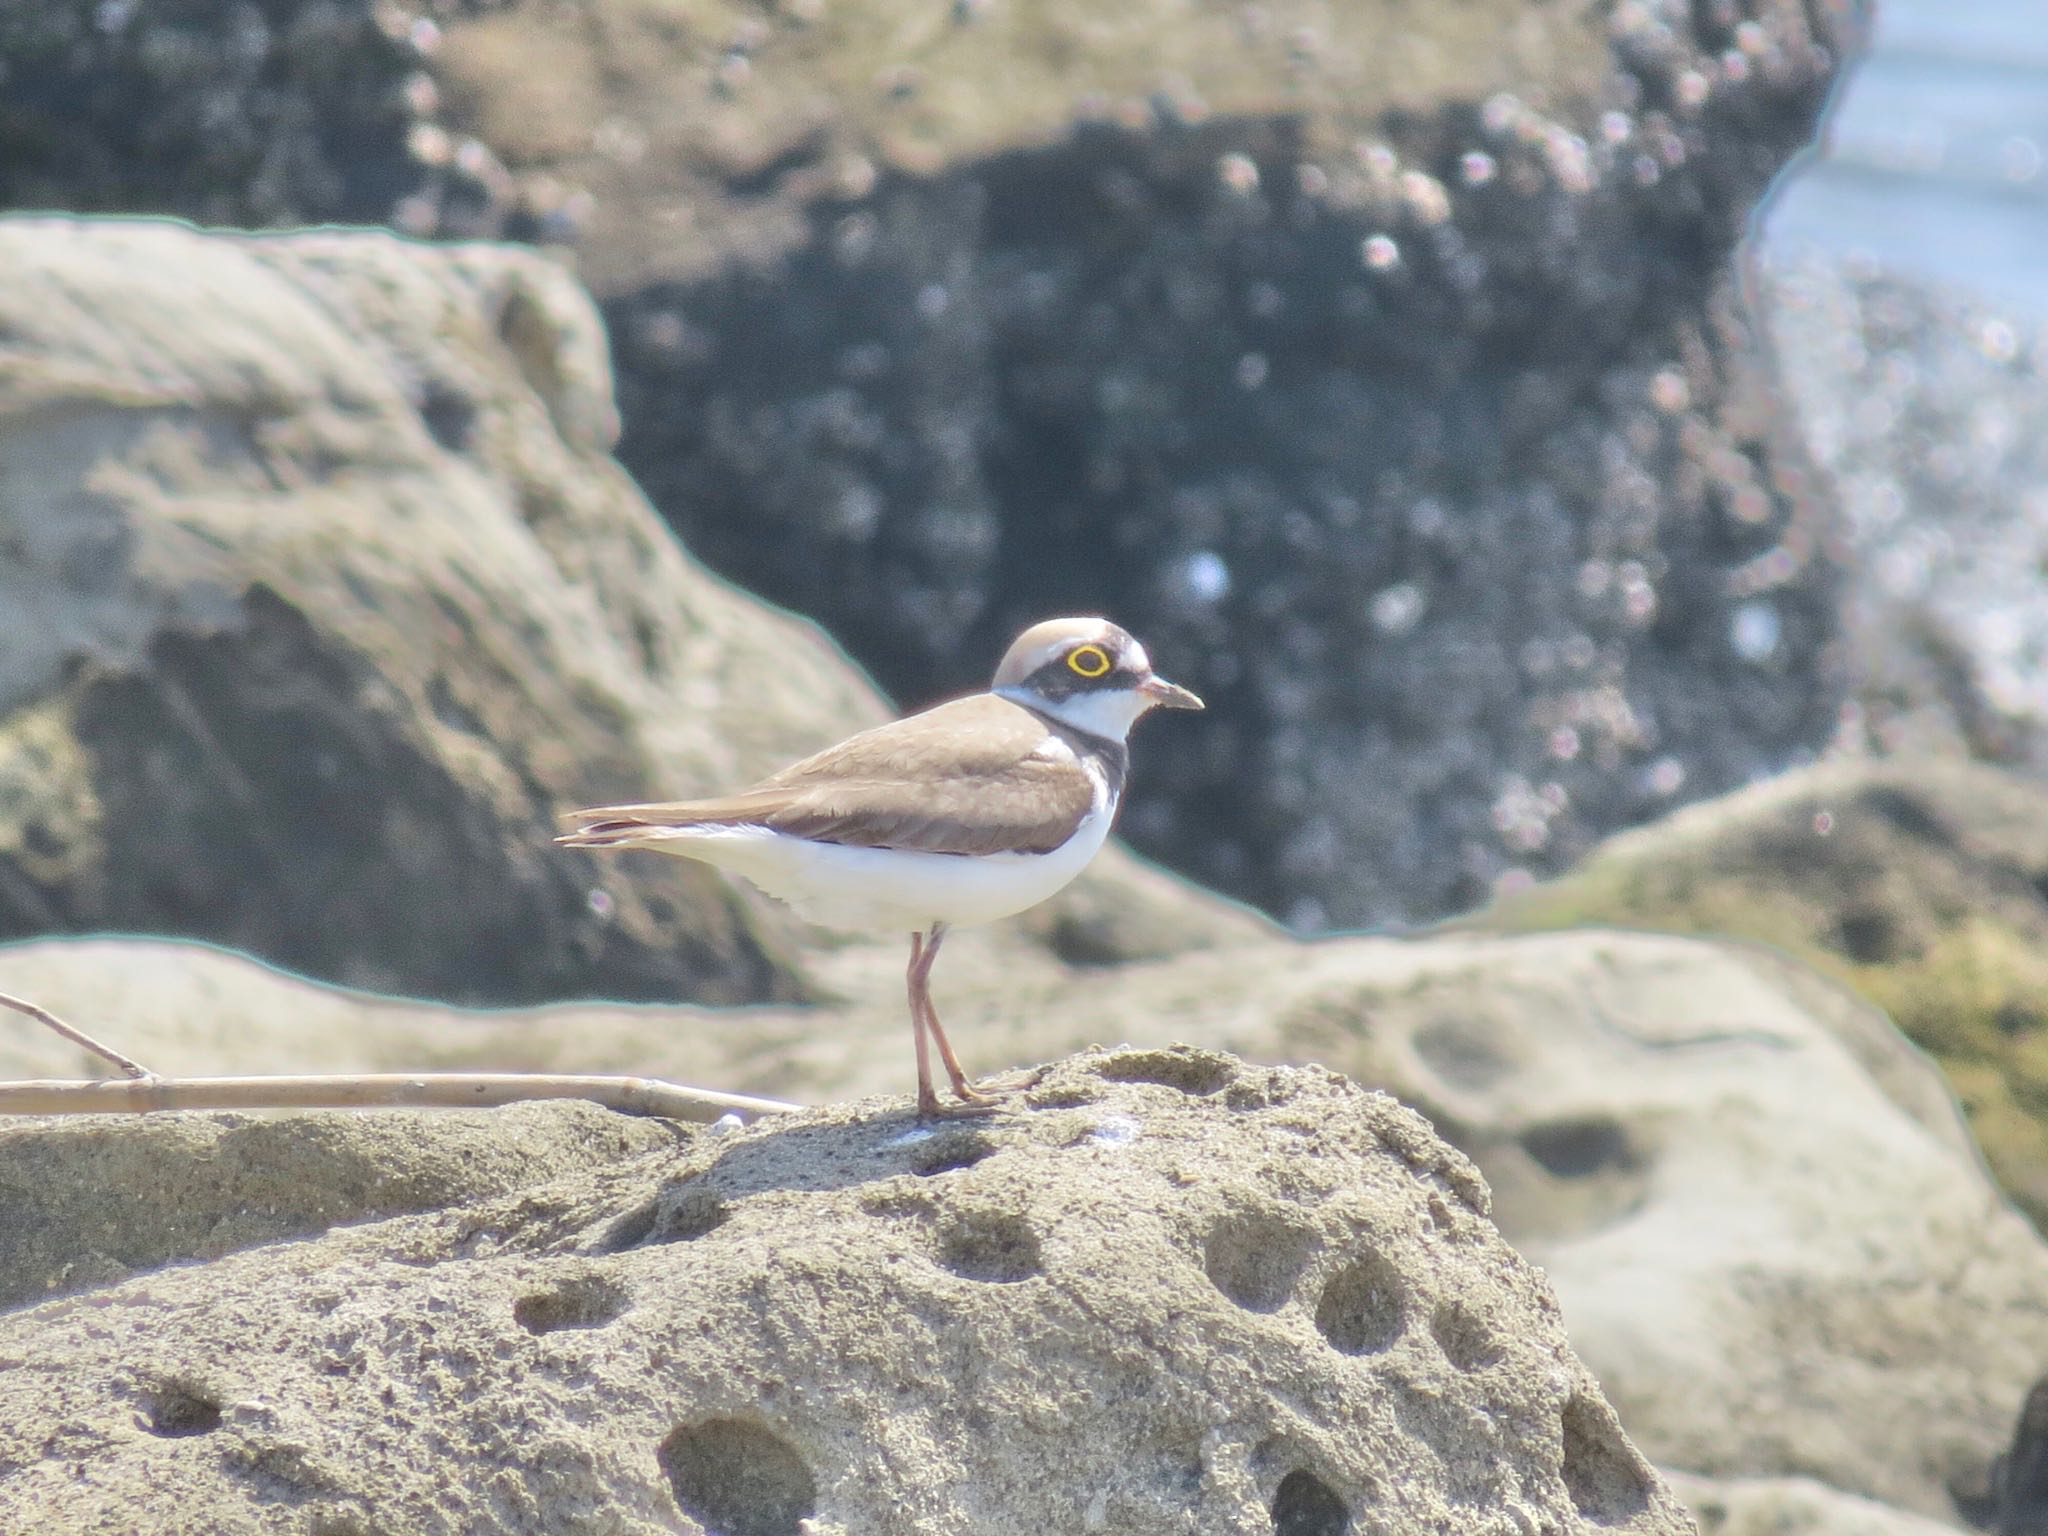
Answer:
[1760, 0, 2048, 314]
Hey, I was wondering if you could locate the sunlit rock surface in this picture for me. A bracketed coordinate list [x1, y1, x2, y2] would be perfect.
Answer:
[0, 1051, 1693, 1536]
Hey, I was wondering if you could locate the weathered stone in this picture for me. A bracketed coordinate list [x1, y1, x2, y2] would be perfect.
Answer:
[0, 1100, 676, 1312]
[1667, 1472, 1971, 1536]
[0, 1051, 1691, 1535]
[1480, 755, 2048, 1231]
[4, 916, 2039, 1527]
[0, 215, 889, 1004]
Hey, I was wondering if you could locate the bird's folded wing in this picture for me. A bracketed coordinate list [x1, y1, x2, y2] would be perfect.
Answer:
[560, 695, 1098, 857]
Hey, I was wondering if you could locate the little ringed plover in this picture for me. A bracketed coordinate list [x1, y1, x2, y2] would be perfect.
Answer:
[557, 616, 1203, 1117]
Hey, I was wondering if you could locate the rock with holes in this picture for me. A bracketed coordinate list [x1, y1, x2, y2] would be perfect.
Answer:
[7, 917, 2048, 1528]
[0, 1050, 1691, 1535]
[10, 915, 2048, 1529]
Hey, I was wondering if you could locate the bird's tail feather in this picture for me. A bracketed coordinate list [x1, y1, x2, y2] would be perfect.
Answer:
[554, 819, 663, 849]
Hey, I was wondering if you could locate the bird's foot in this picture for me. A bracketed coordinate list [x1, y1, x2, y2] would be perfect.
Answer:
[917, 1086, 1004, 1121]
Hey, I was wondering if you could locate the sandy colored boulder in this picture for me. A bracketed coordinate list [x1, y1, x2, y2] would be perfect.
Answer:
[0, 215, 877, 1005]
[0, 217, 1261, 1007]
[0, 1100, 678, 1312]
[3, 918, 2041, 1528]
[0, 1049, 1691, 1535]
[1481, 755, 2048, 1229]
[1665, 1473, 1970, 1536]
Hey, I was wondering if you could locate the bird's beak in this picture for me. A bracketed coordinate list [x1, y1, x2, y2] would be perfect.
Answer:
[1139, 675, 1205, 711]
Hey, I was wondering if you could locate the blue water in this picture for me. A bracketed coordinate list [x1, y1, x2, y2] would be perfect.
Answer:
[1759, 0, 2048, 311]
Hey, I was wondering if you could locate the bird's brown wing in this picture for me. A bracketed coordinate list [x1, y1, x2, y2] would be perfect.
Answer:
[558, 695, 1097, 856]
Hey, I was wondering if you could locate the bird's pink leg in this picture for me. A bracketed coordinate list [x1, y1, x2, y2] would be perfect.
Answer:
[912, 924, 997, 1112]
[907, 930, 942, 1119]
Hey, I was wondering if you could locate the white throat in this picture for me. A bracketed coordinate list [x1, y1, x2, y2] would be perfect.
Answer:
[997, 684, 1151, 743]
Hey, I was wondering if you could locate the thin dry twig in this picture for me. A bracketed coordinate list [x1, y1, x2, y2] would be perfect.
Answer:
[0, 989, 152, 1079]
[0, 1072, 798, 1122]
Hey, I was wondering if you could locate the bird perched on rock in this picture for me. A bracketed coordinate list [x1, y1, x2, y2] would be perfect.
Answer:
[558, 617, 1203, 1117]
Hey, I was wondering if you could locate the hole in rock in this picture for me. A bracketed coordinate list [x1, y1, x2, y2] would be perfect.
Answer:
[1314, 1248, 1405, 1355]
[659, 1418, 818, 1536]
[1429, 1300, 1504, 1372]
[418, 384, 477, 452]
[1204, 1211, 1314, 1313]
[1224, 1078, 1279, 1111]
[1518, 1116, 1636, 1181]
[937, 1209, 1042, 1283]
[909, 1130, 994, 1176]
[600, 1202, 658, 1252]
[1272, 1469, 1351, 1535]
[1560, 1392, 1652, 1523]
[652, 1188, 730, 1243]
[1095, 1047, 1235, 1096]
[1410, 1015, 1516, 1090]
[1865, 784, 1947, 843]
[1836, 903, 1903, 963]
[143, 1381, 223, 1438]
[514, 1273, 631, 1335]
[608, 1185, 729, 1250]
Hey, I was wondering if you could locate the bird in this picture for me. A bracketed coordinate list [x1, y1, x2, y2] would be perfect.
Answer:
[556, 616, 1204, 1118]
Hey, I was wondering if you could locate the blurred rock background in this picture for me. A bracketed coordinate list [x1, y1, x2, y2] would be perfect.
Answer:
[0, 0, 1856, 932]
[9, 0, 2048, 1531]
[5, 0, 2048, 1227]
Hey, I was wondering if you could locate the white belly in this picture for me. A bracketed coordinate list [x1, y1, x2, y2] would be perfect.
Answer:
[635, 814, 1114, 933]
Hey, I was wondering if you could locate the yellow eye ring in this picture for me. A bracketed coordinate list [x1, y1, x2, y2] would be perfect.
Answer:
[1067, 644, 1113, 679]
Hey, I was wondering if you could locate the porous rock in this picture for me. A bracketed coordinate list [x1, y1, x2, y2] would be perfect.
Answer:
[0, 1050, 1691, 1536]
[1269, 927, 2045, 1528]
[5, 918, 2041, 1527]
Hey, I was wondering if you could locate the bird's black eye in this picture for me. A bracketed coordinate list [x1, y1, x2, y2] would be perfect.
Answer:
[1066, 643, 1113, 678]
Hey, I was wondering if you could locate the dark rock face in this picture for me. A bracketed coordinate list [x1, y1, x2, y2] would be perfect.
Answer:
[0, 0, 1862, 931]
[1957, 1377, 2048, 1536]
[608, 0, 1855, 926]
[0, 1, 425, 227]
